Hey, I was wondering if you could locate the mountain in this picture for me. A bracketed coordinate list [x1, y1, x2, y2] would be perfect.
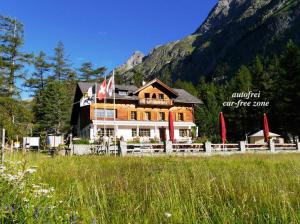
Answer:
[113, 51, 144, 76]
[122, 0, 300, 83]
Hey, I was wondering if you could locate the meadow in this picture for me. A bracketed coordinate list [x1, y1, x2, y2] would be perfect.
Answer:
[1, 153, 300, 223]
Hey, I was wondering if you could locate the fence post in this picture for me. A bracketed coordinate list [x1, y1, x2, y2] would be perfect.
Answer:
[269, 141, 275, 152]
[120, 141, 127, 156]
[204, 141, 212, 154]
[239, 141, 246, 153]
[296, 142, 300, 151]
[164, 141, 172, 154]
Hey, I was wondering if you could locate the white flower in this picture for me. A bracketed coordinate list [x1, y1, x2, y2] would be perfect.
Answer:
[164, 212, 172, 218]
[26, 168, 37, 174]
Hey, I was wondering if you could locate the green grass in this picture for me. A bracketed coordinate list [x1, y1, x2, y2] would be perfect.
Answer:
[2, 153, 300, 223]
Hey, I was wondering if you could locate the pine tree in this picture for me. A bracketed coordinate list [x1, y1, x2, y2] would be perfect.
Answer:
[78, 62, 106, 81]
[275, 40, 300, 136]
[25, 51, 52, 93]
[51, 41, 71, 81]
[0, 16, 32, 97]
[33, 80, 71, 133]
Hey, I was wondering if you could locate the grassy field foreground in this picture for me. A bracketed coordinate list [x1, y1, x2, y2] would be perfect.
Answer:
[1, 153, 300, 223]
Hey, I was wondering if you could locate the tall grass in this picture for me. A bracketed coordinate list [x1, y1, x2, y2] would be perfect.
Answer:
[2, 153, 300, 223]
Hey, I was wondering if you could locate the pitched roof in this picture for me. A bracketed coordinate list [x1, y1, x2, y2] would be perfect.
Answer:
[250, 130, 281, 137]
[76, 79, 202, 104]
[173, 88, 202, 104]
[133, 78, 178, 97]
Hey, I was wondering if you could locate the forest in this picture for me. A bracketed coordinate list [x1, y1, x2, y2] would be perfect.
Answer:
[1, 15, 299, 142]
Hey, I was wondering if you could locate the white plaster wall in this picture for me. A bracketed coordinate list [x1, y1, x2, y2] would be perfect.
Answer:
[118, 127, 133, 140]
[174, 129, 180, 139]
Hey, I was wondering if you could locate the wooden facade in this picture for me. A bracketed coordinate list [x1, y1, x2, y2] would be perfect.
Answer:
[71, 79, 202, 141]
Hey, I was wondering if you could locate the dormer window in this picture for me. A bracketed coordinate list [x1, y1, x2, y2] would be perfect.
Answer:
[159, 94, 164, 100]
[118, 90, 128, 96]
[145, 93, 150, 98]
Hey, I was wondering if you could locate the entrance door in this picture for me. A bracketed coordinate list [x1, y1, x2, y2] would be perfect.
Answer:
[159, 128, 166, 141]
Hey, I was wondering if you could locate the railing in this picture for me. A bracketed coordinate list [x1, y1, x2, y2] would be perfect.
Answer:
[211, 144, 239, 152]
[172, 143, 204, 153]
[71, 142, 300, 156]
[126, 143, 164, 154]
[245, 144, 269, 150]
[274, 143, 297, 150]
[139, 98, 172, 106]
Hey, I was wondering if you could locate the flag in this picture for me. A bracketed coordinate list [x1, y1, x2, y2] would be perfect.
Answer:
[220, 112, 227, 144]
[106, 75, 114, 97]
[80, 85, 94, 107]
[263, 113, 270, 142]
[98, 79, 106, 100]
[169, 111, 174, 142]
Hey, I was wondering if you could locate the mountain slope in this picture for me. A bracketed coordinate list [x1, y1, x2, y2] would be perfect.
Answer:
[123, 0, 300, 82]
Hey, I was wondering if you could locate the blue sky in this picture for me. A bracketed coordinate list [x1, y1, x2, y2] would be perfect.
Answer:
[1, 0, 216, 98]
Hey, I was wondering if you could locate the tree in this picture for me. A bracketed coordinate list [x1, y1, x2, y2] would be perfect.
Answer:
[33, 80, 71, 133]
[51, 41, 72, 81]
[131, 70, 143, 86]
[173, 79, 198, 97]
[78, 62, 106, 81]
[0, 16, 32, 97]
[195, 77, 224, 141]
[0, 97, 33, 140]
[274, 40, 300, 136]
[24, 51, 52, 93]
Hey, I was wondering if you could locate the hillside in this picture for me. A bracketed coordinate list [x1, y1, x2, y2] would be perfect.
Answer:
[122, 0, 300, 82]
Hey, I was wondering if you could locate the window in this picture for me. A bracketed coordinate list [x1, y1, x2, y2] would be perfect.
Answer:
[178, 113, 184, 121]
[139, 129, 150, 137]
[179, 129, 189, 137]
[94, 109, 115, 118]
[131, 111, 137, 120]
[132, 129, 137, 137]
[118, 90, 128, 96]
[99, 128, 114, 137]
[152, 93, 156, 99]
[159, 112, 165, 121]
[144, 112, 151, 120]
[145, 93, 150, 98]
[159, 94, 164, 99]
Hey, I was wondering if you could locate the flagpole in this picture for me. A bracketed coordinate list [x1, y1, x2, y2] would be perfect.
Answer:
[113, 70, 116, 156]
[104, 76, 107, 154]
[94, 82, 97, 141]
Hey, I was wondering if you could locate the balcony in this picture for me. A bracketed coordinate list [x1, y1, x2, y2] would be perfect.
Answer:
[139, 98, 173, 106]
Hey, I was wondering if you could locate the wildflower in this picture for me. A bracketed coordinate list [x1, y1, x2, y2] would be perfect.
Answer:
[164, 212, 172, 218]
[26, 168, 37, 174]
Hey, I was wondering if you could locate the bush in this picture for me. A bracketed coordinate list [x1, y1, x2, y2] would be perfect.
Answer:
[72, 139, 90, 145]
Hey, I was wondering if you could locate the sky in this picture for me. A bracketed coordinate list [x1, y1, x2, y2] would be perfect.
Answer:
[1, 0, 217, 98]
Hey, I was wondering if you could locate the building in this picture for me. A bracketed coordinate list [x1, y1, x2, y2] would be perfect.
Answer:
[249, 130, 284, 144]
[71, 79, 202, 142]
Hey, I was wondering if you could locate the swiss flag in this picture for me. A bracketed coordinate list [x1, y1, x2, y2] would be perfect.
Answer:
[98, 79, 106, 100]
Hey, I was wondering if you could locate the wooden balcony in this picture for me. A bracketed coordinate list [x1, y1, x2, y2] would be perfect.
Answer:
[139, 98, 173, 106]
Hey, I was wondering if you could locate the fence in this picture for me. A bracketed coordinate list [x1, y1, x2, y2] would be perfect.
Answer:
[119, 141, 300, 156]
[69, 141, 300, 156]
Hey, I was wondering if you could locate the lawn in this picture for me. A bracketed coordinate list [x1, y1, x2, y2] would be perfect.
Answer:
[1, 153, 300, 223]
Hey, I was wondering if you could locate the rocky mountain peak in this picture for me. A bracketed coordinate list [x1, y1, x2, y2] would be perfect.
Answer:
[113, 51, 145, 75]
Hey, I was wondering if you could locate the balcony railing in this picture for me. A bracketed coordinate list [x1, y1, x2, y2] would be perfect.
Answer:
[139, 98, 172, 106]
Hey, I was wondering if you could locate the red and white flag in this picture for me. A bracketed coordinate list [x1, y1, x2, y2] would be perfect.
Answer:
[98, 79, 106, 100]
[106, 75, 114, 97]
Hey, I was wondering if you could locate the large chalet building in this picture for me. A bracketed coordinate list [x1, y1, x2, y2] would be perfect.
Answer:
[71, 79, 202, 142]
